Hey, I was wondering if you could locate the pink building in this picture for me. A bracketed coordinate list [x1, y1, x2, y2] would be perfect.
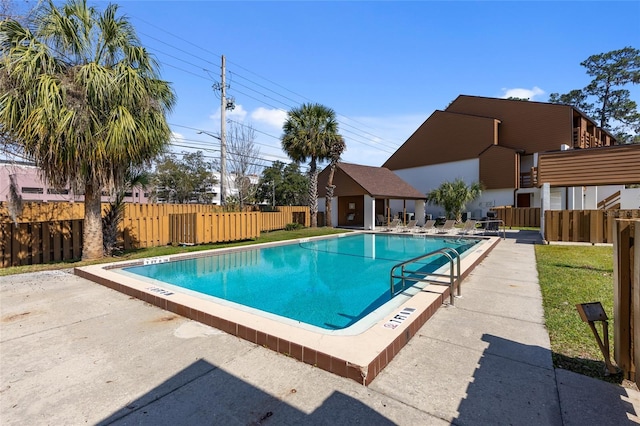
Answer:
[0, 161, 149, 203]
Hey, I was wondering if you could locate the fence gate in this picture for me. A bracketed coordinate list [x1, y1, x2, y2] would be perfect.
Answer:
[168, 213, 197, 245]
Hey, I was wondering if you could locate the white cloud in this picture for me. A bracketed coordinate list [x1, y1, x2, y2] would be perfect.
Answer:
[200, 108, 427, 169]
[500, 86, 545, 101]
[208, 104, 248, 122]
[251, 107, 288, 130]
[170, 131, 185, 143]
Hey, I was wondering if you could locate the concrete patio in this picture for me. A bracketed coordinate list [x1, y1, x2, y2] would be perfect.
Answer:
[1, 230, 639, 425]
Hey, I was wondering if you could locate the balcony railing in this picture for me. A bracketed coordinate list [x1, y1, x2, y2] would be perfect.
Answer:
[573, 127, 608, 149]
[519, 167, 538, 188]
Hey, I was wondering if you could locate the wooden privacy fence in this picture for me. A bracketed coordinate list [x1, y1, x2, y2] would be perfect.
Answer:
[544, 210, 640, 244]
[0, 220, 83, 267]
[167, 206, 309, 245]
[261, 206, 309, 231]
[490, 206, 540, 228]
[0, 202, 309, 267]
[169, 212, 260, 245]
[613, 219, 639, 382]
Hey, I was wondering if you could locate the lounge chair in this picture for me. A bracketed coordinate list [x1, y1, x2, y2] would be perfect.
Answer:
[401, 219, 418, 232]
[384, 218, 402, 232]
[437, 219, 456, 234]
[418, 219, 436, 233]
[457, 219, 477, 235]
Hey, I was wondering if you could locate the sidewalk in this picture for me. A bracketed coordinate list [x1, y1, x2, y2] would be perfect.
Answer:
[1, 231, 639, 424]
[372, 230, 640, 425]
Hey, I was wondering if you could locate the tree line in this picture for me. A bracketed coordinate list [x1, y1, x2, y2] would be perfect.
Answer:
[1, 0, 637, 261]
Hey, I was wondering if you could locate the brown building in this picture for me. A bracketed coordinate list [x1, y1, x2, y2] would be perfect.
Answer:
[381, 95, 640, 218]
[317, 162, 425, 229]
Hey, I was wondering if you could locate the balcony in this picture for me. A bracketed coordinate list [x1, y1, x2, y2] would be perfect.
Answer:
[573, 127, 610, 149]
[519, 167, 538, 188]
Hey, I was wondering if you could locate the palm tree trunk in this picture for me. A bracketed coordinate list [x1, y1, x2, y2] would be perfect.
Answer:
[325, 165, 336, 227]
[82, 181, 104, 260]
[308, 157, 318, 228]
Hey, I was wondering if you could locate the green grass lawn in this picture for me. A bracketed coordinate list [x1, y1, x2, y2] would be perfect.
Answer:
[535, 244, 621, 382]
[0, 227, 350, 277]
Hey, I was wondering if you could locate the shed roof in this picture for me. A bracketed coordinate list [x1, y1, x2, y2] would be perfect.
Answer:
[318, 162, 426, 200]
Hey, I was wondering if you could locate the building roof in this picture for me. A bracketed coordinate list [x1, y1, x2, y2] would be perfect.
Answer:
[382, 94, 617, 172]
[318, 162, 426, 200]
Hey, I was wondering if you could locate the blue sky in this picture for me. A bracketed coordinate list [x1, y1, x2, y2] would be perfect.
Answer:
[70, 1, 640, 168]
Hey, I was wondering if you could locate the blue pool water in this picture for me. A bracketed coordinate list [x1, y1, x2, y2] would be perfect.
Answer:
[124, 233, 478, 330]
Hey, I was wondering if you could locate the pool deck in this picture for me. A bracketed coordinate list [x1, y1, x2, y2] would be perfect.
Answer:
[73, 232, 499, 385]
[2, 230, 640, 424]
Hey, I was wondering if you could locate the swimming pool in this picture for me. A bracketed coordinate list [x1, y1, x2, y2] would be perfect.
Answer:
[76, 231, 500, 385]
[121, 233, 479, 331]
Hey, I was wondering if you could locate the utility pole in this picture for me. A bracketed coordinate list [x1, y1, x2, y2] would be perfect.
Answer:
[220, 55, 227, 206]
[272, 180, 275, 208]
[211, 55, 235, 207]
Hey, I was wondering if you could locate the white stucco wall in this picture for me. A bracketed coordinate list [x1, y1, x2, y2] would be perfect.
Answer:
[468, 189, 515, 218]
[567, 187, 581, 210]
[597, 185, 625, 202]
[317, 196, 339, 226]
[584, 187, 598, 209]
[394, 159, 478, 219]
[550, 188, 565, 210]
[621, 187, 640, 209]
[564, 185, 632, 210]
[394, 159, 479, 195]
[364, 195, 375, 229]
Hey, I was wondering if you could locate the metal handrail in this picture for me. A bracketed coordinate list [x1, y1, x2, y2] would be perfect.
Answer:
[390, 247, 461, 306]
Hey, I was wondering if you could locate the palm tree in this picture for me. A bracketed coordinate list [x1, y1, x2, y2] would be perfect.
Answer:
[102, 169, 149, 256]
[281, 103, 342, 227]
[0, 0, 175, 259]
[324, 136, 346, 227]
[426, 179, 483, 222]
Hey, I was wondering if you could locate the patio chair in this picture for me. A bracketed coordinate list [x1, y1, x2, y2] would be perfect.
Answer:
[457, 219, 477, 235]
[376, 214, 386, 227]
[401, 219, 418, 232]
[418, 219, 436, 233]
[437, 219, 456, 234]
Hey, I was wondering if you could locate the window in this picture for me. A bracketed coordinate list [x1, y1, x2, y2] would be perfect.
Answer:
[47, 188, 69, 195]
[22, 187, 43, 194]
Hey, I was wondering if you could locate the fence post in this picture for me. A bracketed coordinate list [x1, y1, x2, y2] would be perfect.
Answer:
[613, 219, 638, 381]
[541, 183, 550, 241]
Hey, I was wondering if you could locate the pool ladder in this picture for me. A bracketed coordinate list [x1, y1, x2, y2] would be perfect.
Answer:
[390, 248, 461, 306]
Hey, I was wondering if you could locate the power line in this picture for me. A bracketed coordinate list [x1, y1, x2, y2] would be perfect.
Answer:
[166, 123, 309, 171]
[131, 15, 403, 152]
[169, 122, 284, 153]
[164, 145, 298, 172]
[227, 69, 401, 151]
